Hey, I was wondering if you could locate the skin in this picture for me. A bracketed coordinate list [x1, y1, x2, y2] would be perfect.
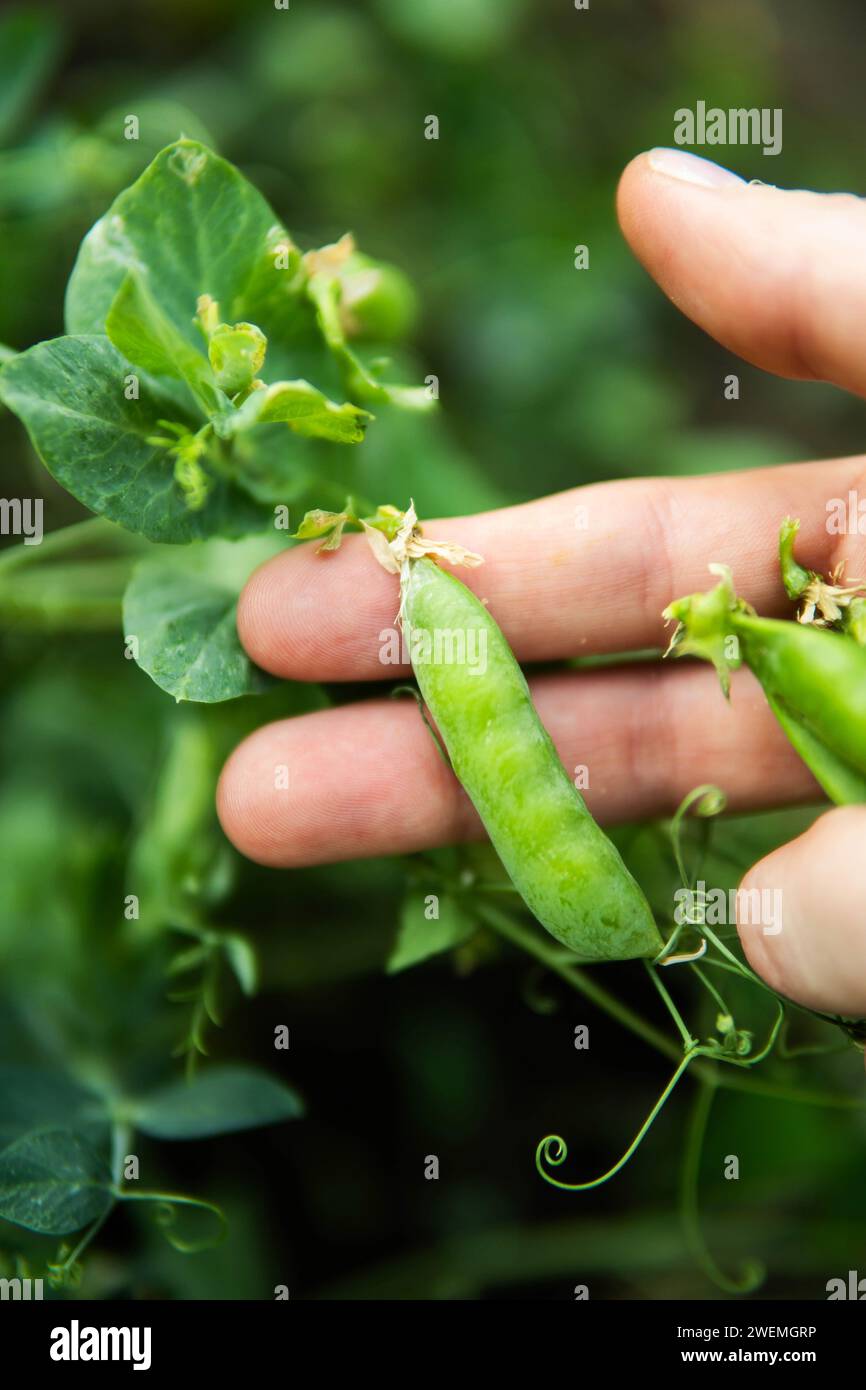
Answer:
[219, 149, 866, 1032]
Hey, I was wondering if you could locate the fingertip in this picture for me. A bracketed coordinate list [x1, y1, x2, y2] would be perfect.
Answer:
[236, 551, 282, 676]
[615, 152, 652, 235]
[736, 806, 866, 1018]
[216, 724, 290, 868]
[236, 536, 402, 682]
[215, 701, 472, 871]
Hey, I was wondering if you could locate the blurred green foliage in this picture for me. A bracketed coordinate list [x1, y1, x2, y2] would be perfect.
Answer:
[1, 0, 865, 1300]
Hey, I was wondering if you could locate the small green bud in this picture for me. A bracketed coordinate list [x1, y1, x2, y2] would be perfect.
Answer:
[338, 254, 418, 340]
[174, 451, 211, 511]
[195, 293, 220, 340]
[207, 321, 267, 396]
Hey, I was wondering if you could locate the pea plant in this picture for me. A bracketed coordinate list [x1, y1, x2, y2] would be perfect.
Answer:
[1, 135, 863, 1297]
[0, 137, 435, 1288]
[292, 501, 866, 1294]
[0, 137, 431, 699]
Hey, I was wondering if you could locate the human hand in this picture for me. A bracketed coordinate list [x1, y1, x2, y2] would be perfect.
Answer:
[218, 150, 866, 1022]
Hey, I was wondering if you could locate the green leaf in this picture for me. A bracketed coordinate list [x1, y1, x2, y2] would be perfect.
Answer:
[224, 934, 258, 996]
[0, 8, 62, 145]
[294, 508, 351, 541]
[227, 379, 372, 444]
[105, 270, 223, 415]
[387, 891, 476, 974]
[122, 534, 287, 702]
[132, 1065, 303, 1139]
[0, 1066, 107, 1147]
[0, 1130, 113, 1235]
[0, 336, 268, 543]
[65, 139, 306, 353]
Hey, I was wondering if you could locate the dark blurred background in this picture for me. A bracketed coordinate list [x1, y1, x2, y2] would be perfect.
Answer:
[1, 0, 865, 1300]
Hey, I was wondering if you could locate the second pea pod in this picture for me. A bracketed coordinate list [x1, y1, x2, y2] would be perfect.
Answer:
[663, 519, 866, 805]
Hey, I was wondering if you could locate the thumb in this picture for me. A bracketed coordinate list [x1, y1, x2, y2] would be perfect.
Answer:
[617, 150, 866, 397]
[737, 806, 866, 1021]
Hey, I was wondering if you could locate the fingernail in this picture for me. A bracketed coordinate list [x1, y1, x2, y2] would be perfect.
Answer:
[647, 148, 745, 189]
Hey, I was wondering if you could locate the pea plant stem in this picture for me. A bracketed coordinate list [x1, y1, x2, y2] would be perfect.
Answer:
[679, 1076, 764, 1293]
[476, 900, 864, 1110]
[645, 962, 696, 1048]
[48, 1208, 112, 1286]
[690, 962, 731, 1016]
[476, 902, 680, 1061]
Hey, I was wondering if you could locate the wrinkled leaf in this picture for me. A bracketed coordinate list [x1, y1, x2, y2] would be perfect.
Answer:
[0, 336, 269, 543]
[106, 270, 223, 415]
[65, 139, 306, 354]
[123, 534, 287, 702]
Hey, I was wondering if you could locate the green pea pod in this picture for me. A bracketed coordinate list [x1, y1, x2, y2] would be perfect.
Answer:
[779, 515, 866, 645]
[664, 565, 866, 805]
[403, 557, 662, 962]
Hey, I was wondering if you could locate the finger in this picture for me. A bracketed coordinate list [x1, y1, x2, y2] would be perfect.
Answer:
[238, 456, 866, 681]
[617, 149, 866, 395]
[737, 806, 866, 1019]
[217, 662, 817, 869]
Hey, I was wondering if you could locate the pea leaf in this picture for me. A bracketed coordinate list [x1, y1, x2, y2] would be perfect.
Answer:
[0, 1130, 114, 1235]
[0, 335, 269, 543]
[224, 934, 258, 996]
[105, 270, 224, 416]
[131, 1065, 303, 1139]
[226, 379, 372, 444]
[65, 139, 308, 356]
[123, 534, 288, 702]
[0, 1066, 108, 1147]
[387, 891, 476, 973]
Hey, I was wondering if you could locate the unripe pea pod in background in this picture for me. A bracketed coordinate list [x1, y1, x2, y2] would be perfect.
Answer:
[337, 252, 418, 341]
